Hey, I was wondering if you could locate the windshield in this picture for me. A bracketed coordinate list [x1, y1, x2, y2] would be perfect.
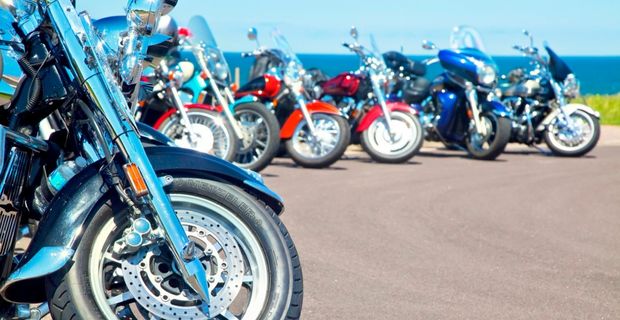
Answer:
[368, 34, 387, 70]
[187, 15, 231, 82]
[449, 26, 486, 51]
[545, 46, 572, 82]
[272, 30, 304, 83]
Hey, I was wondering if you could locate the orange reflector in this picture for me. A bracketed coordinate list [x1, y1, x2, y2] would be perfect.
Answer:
[230, 83, 238, 92]
[123, 163, 149, 198]
[200, 71, 209, 80]
[466, 109, 473, 119]
[168, 72, 175, 81]
[272, 99, 278, 108]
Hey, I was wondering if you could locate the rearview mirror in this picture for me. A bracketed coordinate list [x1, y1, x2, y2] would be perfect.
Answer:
[247, 27, 258, 41]
[422, 40, 437, 51]
[522, 29, 534, 47]
[161, 0, 177, 15]
[350, 26, 358, 41]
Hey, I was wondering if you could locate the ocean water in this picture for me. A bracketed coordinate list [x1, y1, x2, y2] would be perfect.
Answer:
[2, 52, 619, 95]
[225, 53, 620, 95]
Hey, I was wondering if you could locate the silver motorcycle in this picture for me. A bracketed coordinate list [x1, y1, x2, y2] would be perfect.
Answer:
[500, 30, 601, 156]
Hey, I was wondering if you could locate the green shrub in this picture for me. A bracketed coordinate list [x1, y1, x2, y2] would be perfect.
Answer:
[583, 95, 620, 125]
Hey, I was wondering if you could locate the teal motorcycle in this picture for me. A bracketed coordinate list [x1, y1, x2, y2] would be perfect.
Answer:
[167, 16, 280, 172]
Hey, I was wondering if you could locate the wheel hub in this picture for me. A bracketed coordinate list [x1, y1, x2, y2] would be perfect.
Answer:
[174, 123, 215, 154]
[121, 211, 245, 319]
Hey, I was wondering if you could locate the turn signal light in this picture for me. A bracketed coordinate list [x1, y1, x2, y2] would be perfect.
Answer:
[466, 109, 473, 119]
[123, 163, 149, 198]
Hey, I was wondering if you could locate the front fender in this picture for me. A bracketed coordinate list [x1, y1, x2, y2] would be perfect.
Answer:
[481, 100, 512, 118]
[537, 103, 600, 131]
[151, 104, 222, 130]
[280, 100, 342, 139]
[0, 146, 283, 303]
[356, 101, 415, 133]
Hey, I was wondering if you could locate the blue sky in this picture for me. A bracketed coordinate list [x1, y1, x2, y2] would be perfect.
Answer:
[81, 0, 618, 56]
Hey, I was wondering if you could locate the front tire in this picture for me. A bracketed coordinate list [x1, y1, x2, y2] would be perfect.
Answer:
[46, 178, 303, 320]
[158, 108, 239, 162]
[544, 109, 600, 157]
[233, 103, 281, 172]
[466, 112, 511, 160]
[360, 111, 423, 163]
[285, 113, 350, 168]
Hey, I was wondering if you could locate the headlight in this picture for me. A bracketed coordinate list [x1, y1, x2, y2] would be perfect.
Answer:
[214, 62, 229, 81]
[563, 73, 580, 99]
[477, 64, 497, 86]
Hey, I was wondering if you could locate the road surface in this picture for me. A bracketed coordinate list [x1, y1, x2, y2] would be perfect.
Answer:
[263, 127, 620, 319]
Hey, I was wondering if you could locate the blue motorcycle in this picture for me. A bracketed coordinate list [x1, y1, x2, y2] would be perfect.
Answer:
[389, 26, 512, 160]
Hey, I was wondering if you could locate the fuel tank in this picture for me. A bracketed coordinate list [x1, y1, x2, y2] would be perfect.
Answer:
[321, 72, 361, 97]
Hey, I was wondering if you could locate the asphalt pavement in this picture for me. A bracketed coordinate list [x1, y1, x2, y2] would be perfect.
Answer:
[263, 127, 620, 319]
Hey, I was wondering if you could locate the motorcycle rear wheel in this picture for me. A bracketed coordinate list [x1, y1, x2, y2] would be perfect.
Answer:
[46, 178, 303, 320]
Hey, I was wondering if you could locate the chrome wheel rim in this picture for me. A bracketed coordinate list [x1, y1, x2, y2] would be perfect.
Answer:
[89, 194, 269, 319]
[548, 110, 595, 152]
[160, 111, 232, 159]
[291, 114, 341, 159]
[366, 112, 418, 157]
[234, 109, 271, 167]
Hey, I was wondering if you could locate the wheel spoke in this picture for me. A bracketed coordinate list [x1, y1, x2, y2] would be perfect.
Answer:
[107, 291, 135, 306]
[222, 310, 240, 320]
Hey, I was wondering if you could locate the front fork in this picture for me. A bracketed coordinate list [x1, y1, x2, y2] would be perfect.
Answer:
[47, 0, 212, 307]
[168, 86, 199, 145]
[465, 84, 488, 136]
[369, 70, 394, 139]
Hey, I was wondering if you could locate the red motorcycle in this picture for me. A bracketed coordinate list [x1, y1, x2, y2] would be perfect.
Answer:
[318, 28, 424, 163]
[236, 29, 350, 168]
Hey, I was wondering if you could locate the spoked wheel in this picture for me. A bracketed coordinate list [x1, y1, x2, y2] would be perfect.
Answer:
[285, 113, 350, 168]
[158, 108, 238, 161]
[360, 111, 423, 163]
[544, 109, 600, 157]
[465, 112, 511, 160]
[233, 103, 280, 172]
[46, 178, 303, 320]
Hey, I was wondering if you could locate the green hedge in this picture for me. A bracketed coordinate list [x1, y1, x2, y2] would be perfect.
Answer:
[583, 95, 620, 125]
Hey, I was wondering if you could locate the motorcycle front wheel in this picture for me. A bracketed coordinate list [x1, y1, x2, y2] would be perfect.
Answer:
[285, 113, 350, 168]
[360, 111, 423, 163]
[233, 102, 281, 172]
[46, 178, 303, 320]
[158, 108, 239, 161]
[465, 112, 511, 160]
[544, 109, 600, 157]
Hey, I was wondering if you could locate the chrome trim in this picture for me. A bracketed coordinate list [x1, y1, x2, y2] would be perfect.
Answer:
[46, 0, 211, 304]
[1, 247, 74, 303]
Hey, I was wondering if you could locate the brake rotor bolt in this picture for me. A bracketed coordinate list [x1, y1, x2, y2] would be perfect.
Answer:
[155, 276, 162, 283]
[208, 276, 215, 283]
[221, 263, 227, 269]
[198, 231, 206, 237]
[206, 248, 213, 255]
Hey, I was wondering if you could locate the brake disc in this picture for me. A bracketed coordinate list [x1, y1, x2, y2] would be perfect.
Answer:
[121, 211, 245, 319]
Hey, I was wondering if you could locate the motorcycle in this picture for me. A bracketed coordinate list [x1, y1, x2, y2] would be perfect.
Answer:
[500, 30, 600, 156]
[236, 28, 351, 169]
[319, 27, 423, 163]
[136, 18, 239, 160]
[402, 26, 512, 160]
[0, 1, 302, 319]
[145, 16, 281, 171]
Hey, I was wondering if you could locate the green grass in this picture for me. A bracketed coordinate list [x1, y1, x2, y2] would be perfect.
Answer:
[584, 94, 620, 125]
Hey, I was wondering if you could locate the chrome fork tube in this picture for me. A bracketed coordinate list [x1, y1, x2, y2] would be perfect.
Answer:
[296, 96, 317, 135]
[168, 85, 199, 145]
[196, 53, 244, 139]
[369, 70, 394, 138]
[465, 83, 487, 136]
[46, 0, 211, 307]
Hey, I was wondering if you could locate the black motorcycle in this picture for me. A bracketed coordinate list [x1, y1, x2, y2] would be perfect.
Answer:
[501, 30, 600, 156]
[0, 0, 302, 319]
